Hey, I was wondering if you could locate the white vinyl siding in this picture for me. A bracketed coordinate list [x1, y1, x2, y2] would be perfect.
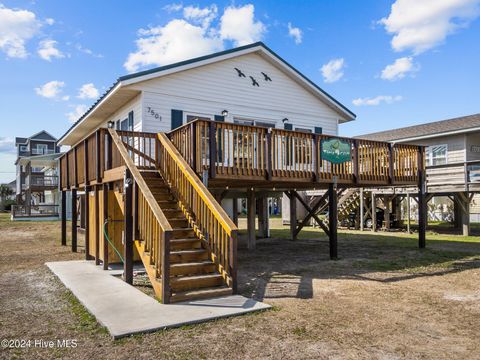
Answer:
[407, 134, 466, 165]
[103, 93, 142, 132]
[466, 132, 480, 161]
[129, 52, 342, 135]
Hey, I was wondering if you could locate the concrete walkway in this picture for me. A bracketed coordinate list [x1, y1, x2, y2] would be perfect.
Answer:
[46, 260, 270, 339]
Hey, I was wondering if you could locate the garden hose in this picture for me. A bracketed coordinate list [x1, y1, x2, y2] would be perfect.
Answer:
[103, 219, 125, 264]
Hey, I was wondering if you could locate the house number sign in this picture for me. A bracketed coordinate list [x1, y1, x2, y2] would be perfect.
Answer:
[145, 106, 162, 121]
[471, 145, 480, 153]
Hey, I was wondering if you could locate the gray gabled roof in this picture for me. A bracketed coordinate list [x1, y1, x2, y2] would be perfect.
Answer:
[58, 42, 356, 144]
[356, 113, 480, 142]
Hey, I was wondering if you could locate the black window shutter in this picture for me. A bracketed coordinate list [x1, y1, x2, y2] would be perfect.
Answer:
[128, 111, 134, 131]
[171, 109, 183, 130]
[284, 123, 293, 130]
[214, 115, 225, 122]
[314, 127, 323, 134]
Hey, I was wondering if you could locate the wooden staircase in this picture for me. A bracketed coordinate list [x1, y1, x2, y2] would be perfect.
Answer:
[137, 171, 232, 303]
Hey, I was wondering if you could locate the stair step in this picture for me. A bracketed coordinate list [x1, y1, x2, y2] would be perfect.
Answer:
[171, 228, 195, 239]
[170, 249, 208, 263]
[141, 171, 160, 178]
[157, 200, 179, 209]
[169, 218, 189, 227]
[153, 193, 174, 201]
[170, 261, 216, 276]
[170, 273, 224, 291]
[163, 209, 184, 218]
[170, 286, 232, 303]
[170, 238, 201, 250]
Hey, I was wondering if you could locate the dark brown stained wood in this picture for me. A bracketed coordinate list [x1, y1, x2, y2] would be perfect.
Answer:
[71, 189, 77, 252]
[266, 130, 272, 181]
[84, 138, 89, 186]
[371, 192, 377, 232]
[95, 130, 101, 182]
[66, 151, 70, 190]
[106, 131, 112, 171]
[289, 190, 297, 241]
[191, 122, 197, 171]
[95, 185, 100, 265]
[328, 183, 338, 260]
[84, 185, 91, 260]
[103, 183, 109, 270]
[417, 146, 426, 248]
[230, 232, 238, 293]
[353, 139, 359, 184]
[313, 134, 319, 182]
[209, 121, 217, 179]
[61, 190, 67, 246]
[291, 190, 329, 238]
[133, 181, 139, 240]
[161, 231, 171, 304]
[388, 143, 394, 184]
[73, 147, 78, 188]
[247, 189, 256, 250]
[124, 169, 134, 284]
[232, 197, 238, 226]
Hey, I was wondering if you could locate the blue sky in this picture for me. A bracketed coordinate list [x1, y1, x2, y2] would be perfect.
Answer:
[1, 0, 480, 182]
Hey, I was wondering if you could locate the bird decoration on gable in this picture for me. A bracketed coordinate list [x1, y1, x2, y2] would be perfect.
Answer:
[261, 72, 272, 81]
[234, 67, 246, 78]
[249, 76, 259, 87]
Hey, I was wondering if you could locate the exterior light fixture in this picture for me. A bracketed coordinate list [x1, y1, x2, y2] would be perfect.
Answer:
[222, 110, 229, 117]
[282, 118, 289, 123]
[107, 120, 115, 128]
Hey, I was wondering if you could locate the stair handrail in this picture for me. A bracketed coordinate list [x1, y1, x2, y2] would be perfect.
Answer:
[157, 132, 238, 291]
[108, 128, 173, 302]
[108, 128, 173, 232]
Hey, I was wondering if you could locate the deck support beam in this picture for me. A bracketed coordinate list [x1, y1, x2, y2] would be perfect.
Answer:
[124, 170, 134, 285]
[61, 190, 67, 246]
[371, 192, 377, 232]
[247, 189, 256, 250]
[406, 193, 411, 234]
[359, 188, 364, 231]
[328, 183, 338, 260]
[455, 192, 471, 236]
[71, 189, 77, 252]
[94, 185, 100, 265]
[257, 197, 269, 238]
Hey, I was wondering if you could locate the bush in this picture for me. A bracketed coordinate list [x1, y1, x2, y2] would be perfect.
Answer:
[1, 200, 16, 211]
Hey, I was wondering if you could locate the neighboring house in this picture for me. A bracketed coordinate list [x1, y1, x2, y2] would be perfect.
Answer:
[358, 113, 480, 233]
[13, 131, 66, 220]
[58, 42, 355, 217]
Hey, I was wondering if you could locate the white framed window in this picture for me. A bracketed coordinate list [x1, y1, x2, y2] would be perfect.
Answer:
[20, 145, 28, 151]
[184, 112, 212, 123]
[32, 144, 48, 155]
[295, 127, 312, 133]
[426, 144, 448, 166]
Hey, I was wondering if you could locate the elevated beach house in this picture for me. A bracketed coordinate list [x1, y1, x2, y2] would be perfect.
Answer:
[57, 43, 425, 303]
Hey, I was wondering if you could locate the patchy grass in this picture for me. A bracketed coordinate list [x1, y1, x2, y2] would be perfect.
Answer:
[1, 213, 480, 359]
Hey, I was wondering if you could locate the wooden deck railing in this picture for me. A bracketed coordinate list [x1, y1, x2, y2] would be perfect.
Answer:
[169, 119, 422, 186]
[157, 133, 238, 291]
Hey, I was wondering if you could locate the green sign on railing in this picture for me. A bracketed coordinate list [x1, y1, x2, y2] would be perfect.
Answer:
[321, 138, 352, 164]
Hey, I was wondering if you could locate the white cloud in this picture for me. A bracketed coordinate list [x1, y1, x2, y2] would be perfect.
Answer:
[75, 44, 103, 58]
[288, 22, 302, 44]
[0, 5, 41, 58]
[163, 3, 183, 13]
[320, 58, 345, 83]
[380, 0, 480, 54]
[37, 39, 64, 61]
[352, 95, 403, 106]
[66, 104, 88, 123]
[45, 18, 55, 25]
[35, 80, 66, 99]
[183, 5, 217, 28]
[124, 4, 265, 72]
[381, 56, 419, 81]
[77, 83, 99, 99]
[0, 137, 15, 154]
[219, 4, 266, 46]
[124, 19, 223, 72]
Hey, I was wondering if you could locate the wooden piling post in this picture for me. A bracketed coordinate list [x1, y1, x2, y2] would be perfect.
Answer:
[247, 189, 256, 250]
[289, 191, 297, 241]
[71, 189, 77, 252]
[359, 188, 364, 231]
[418, 146, 426, 248]
[103, 183, 109, 270]
[61, 190, 67, 246]
[124, 169, 134, 284]
[328, 183, 338, 260]
[84, 186, 91, 259]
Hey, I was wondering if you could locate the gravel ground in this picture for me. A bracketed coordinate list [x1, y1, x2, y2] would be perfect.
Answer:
[1, 215, 480, 360]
